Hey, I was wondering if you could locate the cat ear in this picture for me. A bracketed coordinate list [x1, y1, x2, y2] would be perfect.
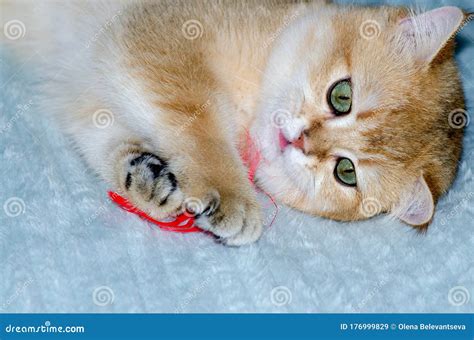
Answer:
[395, 6, 465, 63]
[393, 176, 434, 227]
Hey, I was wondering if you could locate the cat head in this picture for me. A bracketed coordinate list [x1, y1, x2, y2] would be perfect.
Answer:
[253, 5, 470, 228]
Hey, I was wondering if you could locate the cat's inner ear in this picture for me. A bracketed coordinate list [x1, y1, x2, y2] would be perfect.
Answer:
[395, 6, 465, 63]
[393, 176, 434, 227]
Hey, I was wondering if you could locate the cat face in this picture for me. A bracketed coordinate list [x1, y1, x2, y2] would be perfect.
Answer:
[253, 6, 467, 227]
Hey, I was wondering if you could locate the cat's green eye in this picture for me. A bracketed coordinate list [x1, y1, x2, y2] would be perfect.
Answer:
[334, 158, 357, 187]
[328, 79, 352, 115]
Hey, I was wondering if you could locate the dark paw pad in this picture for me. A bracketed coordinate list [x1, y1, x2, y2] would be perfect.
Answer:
[125, 152, 178, 203]
[129, 152, 167, 178]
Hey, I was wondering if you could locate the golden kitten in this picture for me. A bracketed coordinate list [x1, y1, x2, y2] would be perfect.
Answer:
[2, 0, 471, 245]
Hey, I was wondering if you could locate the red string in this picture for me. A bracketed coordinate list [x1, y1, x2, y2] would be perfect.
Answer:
[108, 191, 201, 233]
[108, 131, 278, 233]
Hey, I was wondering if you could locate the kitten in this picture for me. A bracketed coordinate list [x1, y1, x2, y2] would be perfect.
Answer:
[2, 0, 470, 245]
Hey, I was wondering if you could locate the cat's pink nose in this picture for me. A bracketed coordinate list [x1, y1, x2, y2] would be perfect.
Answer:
[291, 133, 305, 151]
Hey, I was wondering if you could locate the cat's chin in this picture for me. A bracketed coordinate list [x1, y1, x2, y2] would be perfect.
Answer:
[250, 123, 310, 203]
[255, 144, 311, 206]
[255, 162, 310, 213]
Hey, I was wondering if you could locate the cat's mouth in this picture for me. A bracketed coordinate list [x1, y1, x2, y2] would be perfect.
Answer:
[278, 130, 304, 153]
[278, 130, 290, 151]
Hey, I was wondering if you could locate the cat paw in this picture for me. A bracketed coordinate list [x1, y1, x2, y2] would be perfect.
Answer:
[117, 149, 262, 245]
[121, 152, 184, 218]
[193, 193, 263, 246]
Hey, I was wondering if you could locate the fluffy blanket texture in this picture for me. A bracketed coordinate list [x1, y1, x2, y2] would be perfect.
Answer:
[0, 0, 473, 313]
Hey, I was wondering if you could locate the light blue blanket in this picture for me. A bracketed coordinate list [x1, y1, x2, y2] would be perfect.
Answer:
[1, 0, 473, 313]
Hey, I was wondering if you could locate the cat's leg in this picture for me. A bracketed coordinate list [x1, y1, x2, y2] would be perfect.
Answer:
[72, 110, 262, 246]
[166, 128, 264, 246]
[68, 120, 183, 218]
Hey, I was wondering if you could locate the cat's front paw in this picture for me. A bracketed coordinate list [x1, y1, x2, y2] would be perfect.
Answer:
[116, 148, 262, 245]
[193, 192, 263, 246]
[120, 152, 184, 218]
